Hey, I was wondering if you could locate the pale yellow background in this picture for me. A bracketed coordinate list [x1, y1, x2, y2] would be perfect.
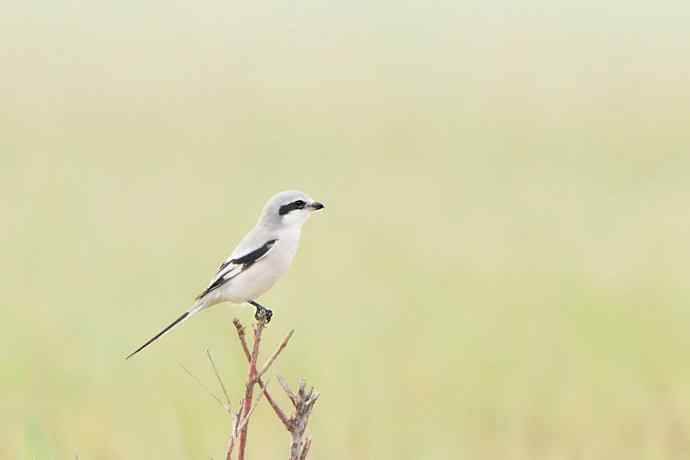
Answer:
[2, 1, 690, 459]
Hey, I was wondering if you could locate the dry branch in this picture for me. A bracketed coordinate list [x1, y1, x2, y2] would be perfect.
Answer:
[207, 349, 232, 408]
[231, 320, 320, 459]
[282, 379, 320, 460]
[233, 319, 292, 429]
[256, 329, 294, 382]
[236, 319, 267, 460]
[186, 317, 318, 460]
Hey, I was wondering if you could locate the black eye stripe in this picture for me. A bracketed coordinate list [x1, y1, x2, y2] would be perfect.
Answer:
[278, 200, 306, 215]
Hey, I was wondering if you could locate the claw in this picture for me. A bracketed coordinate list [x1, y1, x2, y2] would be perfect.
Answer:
[254, 305, 273, 323]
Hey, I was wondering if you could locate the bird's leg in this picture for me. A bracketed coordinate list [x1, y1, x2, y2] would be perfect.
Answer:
[248, 300, 273, 323]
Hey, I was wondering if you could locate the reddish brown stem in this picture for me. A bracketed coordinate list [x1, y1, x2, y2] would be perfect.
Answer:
[233, 319, 291, 429]
[237, 320, 265, 460]
[225, 319, 317, 459]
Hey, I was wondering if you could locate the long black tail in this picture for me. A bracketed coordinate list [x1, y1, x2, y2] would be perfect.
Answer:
[125, 311, 191, 359]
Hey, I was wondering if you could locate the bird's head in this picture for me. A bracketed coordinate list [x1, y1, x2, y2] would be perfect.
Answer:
[259, 190, 325, 229]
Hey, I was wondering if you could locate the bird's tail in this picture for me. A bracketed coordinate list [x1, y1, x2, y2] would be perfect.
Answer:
[125, 302, 206, 359]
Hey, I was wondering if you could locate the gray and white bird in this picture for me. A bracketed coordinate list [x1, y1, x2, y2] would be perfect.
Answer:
[126, 190, 325, 359]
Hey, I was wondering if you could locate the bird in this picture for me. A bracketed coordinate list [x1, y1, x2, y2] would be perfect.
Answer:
[126, 190, 325, 359]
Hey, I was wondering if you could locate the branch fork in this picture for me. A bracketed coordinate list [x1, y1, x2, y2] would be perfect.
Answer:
[182, 317, 318, 460]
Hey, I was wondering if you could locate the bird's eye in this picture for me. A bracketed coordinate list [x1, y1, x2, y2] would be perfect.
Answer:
[294, 200, 305, 208]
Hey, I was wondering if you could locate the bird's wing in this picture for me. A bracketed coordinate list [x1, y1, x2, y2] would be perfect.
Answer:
[196, 238, 278, 300]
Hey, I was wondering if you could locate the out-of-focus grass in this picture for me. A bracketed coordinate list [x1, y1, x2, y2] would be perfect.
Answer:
[2, 2, 690, 459]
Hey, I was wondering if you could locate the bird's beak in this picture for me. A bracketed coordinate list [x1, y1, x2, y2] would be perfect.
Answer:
[309, 201, 325, 211]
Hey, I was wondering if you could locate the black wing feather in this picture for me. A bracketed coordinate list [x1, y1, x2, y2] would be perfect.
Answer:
[196, 239, 278, 300]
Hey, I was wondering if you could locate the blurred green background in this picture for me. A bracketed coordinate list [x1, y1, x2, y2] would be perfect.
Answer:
[3, 1, 690, 459]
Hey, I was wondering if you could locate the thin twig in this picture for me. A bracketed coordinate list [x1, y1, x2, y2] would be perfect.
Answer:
[226, 404, 243, 460]
[277, 375, 299, 408]
[180, 364, 226, 410]
[233, 319, 249, 360]
[256, 329, 295, 382]
[207, 349, 232, 408]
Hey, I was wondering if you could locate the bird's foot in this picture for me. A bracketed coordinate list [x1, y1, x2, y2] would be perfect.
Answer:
[254, 305, 273, 323]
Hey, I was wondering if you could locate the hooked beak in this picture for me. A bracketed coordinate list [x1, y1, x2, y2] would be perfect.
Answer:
[309, 201, 325, 211]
